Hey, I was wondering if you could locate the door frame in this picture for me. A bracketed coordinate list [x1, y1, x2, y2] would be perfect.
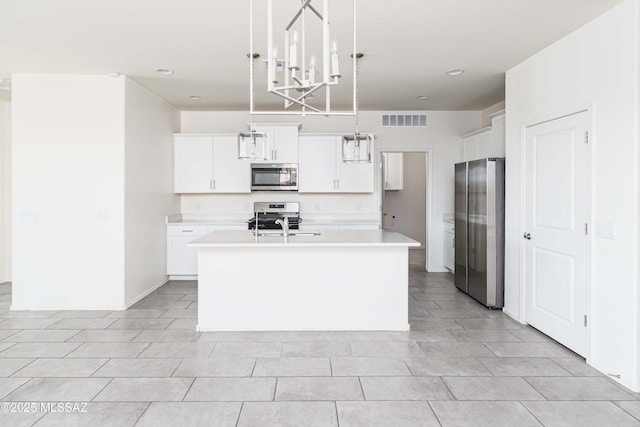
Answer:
[378, 148, 433, 271]
[519, 105, 593, 361]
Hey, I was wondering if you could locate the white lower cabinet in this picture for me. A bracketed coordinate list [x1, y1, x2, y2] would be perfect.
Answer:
[167, 224, 246, 278]
[444, 222, 454, 272]
[167, 226, 208, 277]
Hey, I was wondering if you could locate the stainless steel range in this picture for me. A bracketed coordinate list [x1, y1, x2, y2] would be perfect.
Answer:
[247, 202, 301, 230]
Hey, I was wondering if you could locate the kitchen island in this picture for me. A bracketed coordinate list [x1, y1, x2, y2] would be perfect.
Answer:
[190, 230, 420, 332]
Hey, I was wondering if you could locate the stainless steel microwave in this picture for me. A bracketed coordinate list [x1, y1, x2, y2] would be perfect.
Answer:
[251, 163, 298, 191]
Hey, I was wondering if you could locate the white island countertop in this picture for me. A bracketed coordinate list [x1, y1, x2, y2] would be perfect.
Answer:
[189, 230, 419, 248]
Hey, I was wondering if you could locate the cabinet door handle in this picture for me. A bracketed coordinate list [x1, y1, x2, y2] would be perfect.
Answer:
[273, 149, 277, 160]
[182, 230, 193, 233]
[336, 179, 339, 190]
[209, 179, 213, 190]
[523, 232, 531, 240]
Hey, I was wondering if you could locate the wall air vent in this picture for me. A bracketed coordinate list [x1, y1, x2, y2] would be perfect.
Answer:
[381, 113, 427, 127]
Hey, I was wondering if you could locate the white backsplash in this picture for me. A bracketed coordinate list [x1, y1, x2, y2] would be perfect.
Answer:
[180, 193, 379, 219]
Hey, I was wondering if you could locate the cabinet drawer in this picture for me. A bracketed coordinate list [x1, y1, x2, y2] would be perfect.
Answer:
[167, 225, 209, 236]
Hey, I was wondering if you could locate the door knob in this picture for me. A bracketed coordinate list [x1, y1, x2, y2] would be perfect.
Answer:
[523, 232, 531, 240]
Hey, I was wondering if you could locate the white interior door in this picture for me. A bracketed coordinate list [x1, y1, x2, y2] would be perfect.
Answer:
[524, 111, 588, 356]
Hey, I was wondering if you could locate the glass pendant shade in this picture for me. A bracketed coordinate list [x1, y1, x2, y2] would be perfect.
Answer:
[238, 132, 268, 160]
[342, 134, 372, 163]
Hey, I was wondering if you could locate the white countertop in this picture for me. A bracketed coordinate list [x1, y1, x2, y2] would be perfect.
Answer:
[189, 230, 419, 248]
[302, 218, 380, 225]
[167, 218, 248, 226]
[166, 214, 380, 227]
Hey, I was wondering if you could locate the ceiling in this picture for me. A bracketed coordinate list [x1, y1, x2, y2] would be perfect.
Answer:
[0, 0, 622, 111]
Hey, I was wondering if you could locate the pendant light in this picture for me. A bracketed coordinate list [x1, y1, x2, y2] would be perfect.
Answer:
[239, 53, 268, 160]
[342, 52, 372, 163]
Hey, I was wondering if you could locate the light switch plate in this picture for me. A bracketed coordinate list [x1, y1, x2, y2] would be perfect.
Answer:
[19, 211, 38, 222]
[595, 221, 616, 239]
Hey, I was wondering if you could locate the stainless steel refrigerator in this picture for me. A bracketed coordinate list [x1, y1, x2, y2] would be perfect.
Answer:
[454, 158, 505, 308]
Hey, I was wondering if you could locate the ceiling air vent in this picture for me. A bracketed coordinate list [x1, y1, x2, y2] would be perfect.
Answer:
[381, 113, 427, 128]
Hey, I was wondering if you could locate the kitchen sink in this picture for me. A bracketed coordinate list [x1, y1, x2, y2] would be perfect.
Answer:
[255, 231, 321, 237]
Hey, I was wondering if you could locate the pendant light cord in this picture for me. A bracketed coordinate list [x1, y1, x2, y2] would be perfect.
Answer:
[250, 54, 256, 133]
[355, 53, 360, 136]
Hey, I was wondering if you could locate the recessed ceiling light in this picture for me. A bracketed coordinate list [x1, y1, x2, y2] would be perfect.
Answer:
[156, 68, 174, 76]
[190, 95, 202, 100]
[446, 69, 464, 76]
[416, 95, 429, 100]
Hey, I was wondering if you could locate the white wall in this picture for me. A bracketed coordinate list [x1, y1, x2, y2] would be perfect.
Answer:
[0, 100, 11, 283]
[180, 110, 481, 271]
[383, 152, 427, 247]
[124, 78, 180, 306]
[505, 0, 640, 391]
[12, 74, 126, 309]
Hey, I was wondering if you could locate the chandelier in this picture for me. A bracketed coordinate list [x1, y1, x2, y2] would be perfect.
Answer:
[249, 0, 358, 116]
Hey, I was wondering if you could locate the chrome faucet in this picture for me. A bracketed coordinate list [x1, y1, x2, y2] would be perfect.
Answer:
[275, 216, 290, 237]
[254, 210, 263, 242]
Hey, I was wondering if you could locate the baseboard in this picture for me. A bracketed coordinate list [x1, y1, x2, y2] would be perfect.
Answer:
[124, 277, 169, 309]
[610, 375, 640, 393]
[502, 308, 524, 324]
[168, 275, 198, 281]
[590, 359, 640, 393]
[10, 303, 128, 311]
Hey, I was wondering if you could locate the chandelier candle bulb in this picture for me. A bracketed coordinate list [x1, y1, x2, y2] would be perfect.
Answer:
[270, 47, 278, 83]
[289, 30, 299, 70]
[330, 39, 340, 77]
[309, 56, 316, 84]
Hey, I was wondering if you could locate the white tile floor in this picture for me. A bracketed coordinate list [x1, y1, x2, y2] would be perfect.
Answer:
[0, 250, 639, 426]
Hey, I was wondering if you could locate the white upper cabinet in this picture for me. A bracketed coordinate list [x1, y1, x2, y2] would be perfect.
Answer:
[173, 134, 251, 193]
[298, 135, 338, 192]
[383, 152, 404, 190]
[212, 135, 251, 193]
[174, 135, 214, 193]
[462, 127, 490, 161]
[299, 134, 374, 193]
[252, 124, 300, 163]
[337, 157, 374, 193]
[462, 110, 505, 161]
